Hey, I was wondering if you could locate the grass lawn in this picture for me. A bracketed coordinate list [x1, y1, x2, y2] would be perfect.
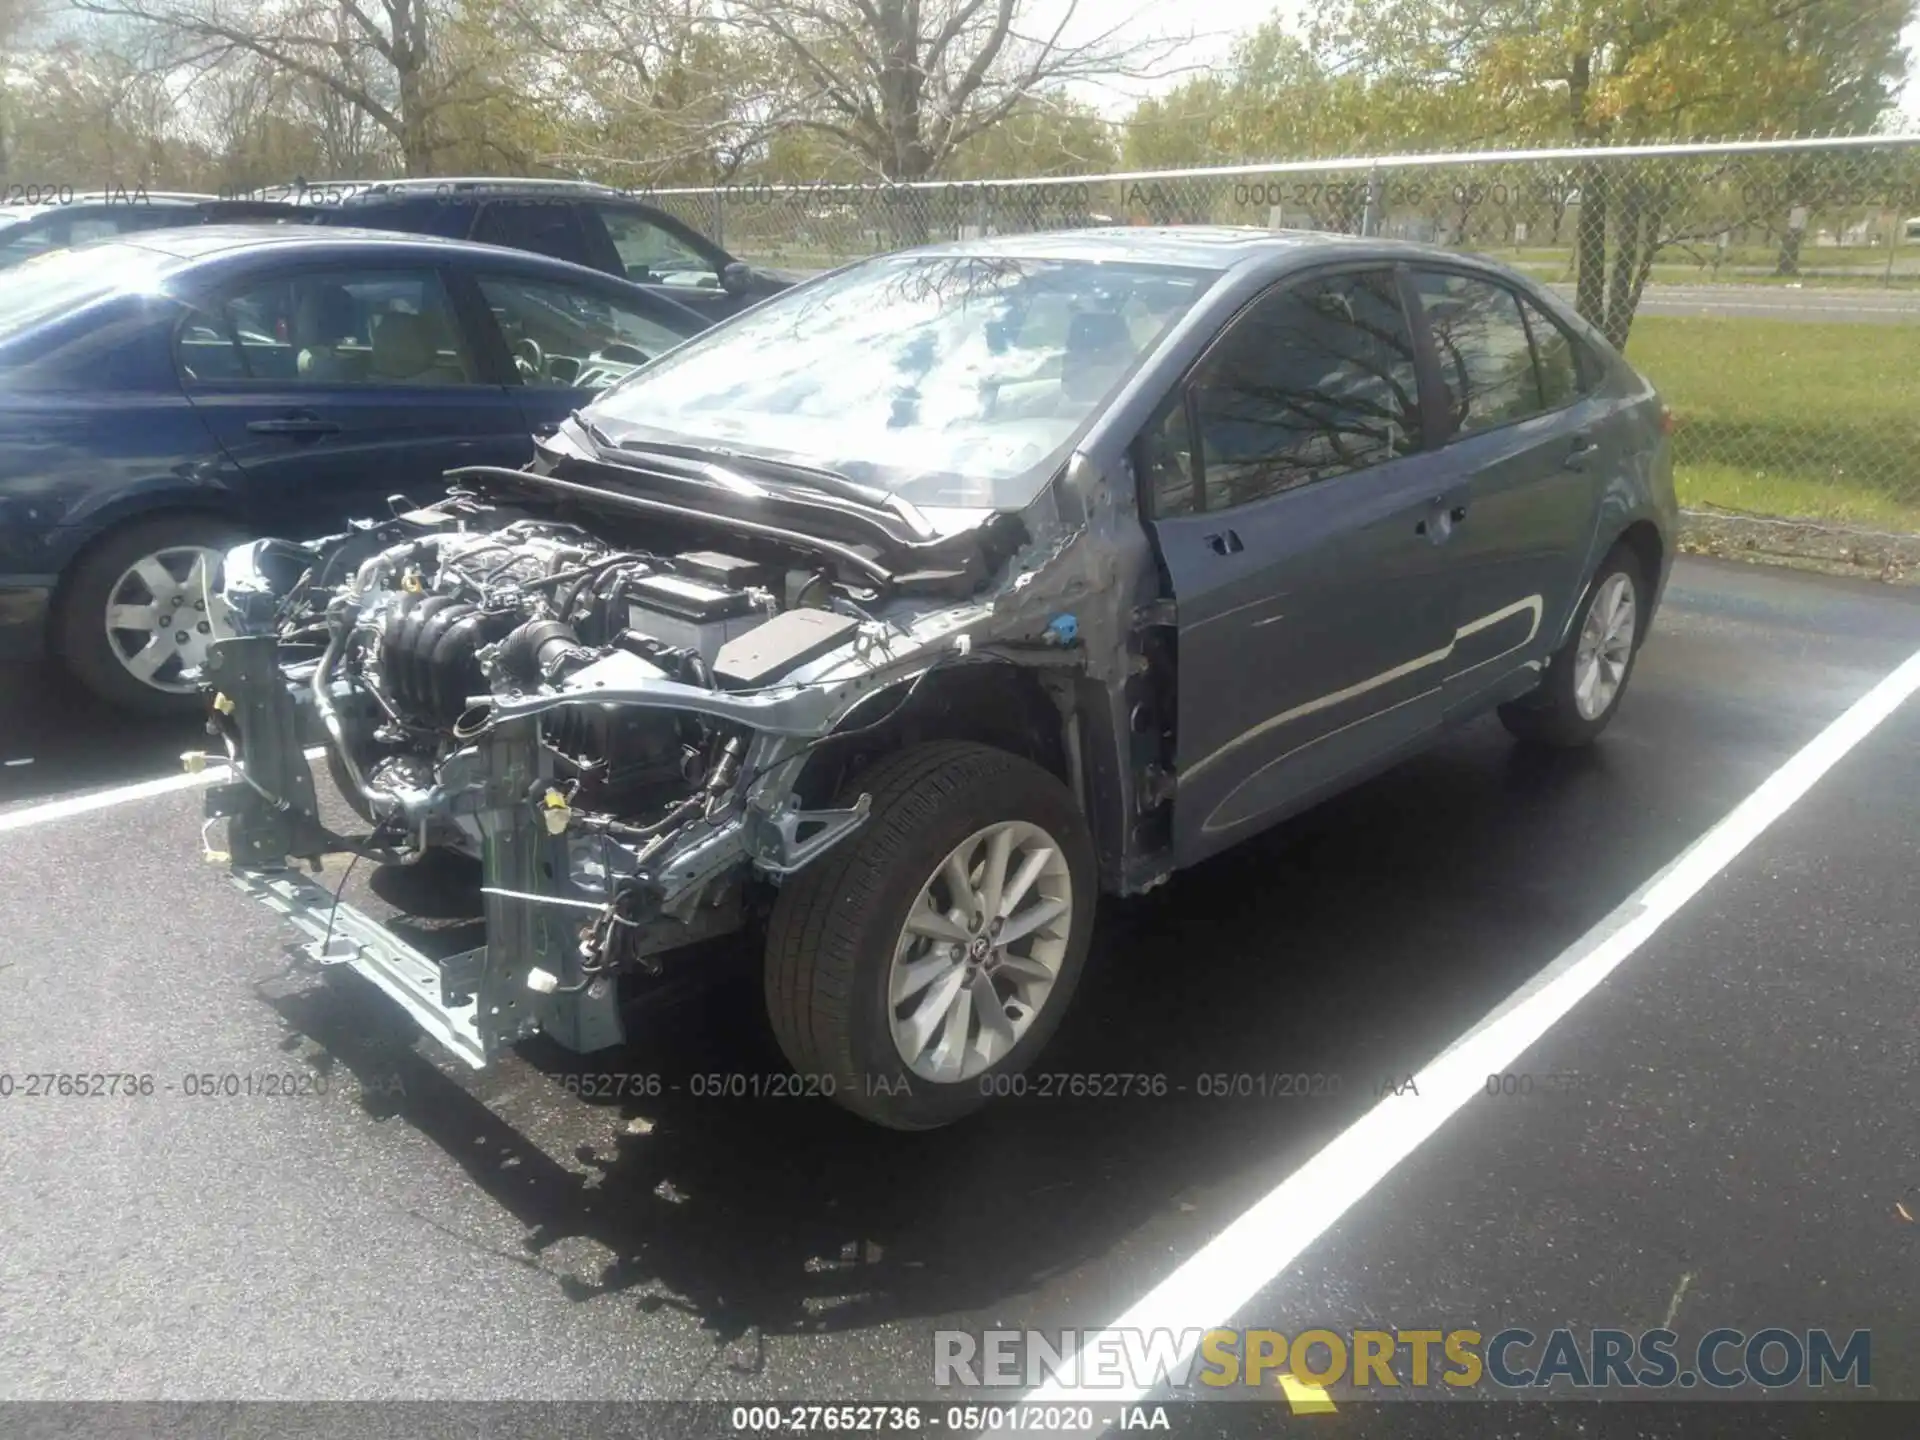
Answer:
[1624, 316, 1920, 531]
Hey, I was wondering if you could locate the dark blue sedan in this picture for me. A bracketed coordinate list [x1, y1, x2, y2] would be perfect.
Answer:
[0, 225, 710, 711]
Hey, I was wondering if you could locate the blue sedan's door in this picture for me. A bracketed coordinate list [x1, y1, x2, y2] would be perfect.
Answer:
[1402, 269, 1610, 713]
[175, 263, 533, 535]
[1138, 267, 1464, 866]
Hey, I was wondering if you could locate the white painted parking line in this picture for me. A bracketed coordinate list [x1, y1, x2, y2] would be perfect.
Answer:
[986, 642, 1920, 1430]
[0, 747, 327, 835]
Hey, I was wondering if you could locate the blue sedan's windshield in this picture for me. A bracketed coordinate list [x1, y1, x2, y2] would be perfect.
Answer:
[584, 253, 1216, 508]
[0, 243, 181, 341]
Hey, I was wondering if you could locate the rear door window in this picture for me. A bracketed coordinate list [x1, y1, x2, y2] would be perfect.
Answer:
[473, 200, 595, 269]
[1519, 296, 1590, 410]
[176, 268, 478, 386]
[328, 196, 472, 238]
[1410, 270, 1545, 437]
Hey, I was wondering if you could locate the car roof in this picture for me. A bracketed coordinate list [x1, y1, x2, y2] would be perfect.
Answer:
[895, 225, 1371, 269]
[77, 223, 711, 327]
[889, 224, 1538, 279]
[112, 222, 560, 262]
[0, 195, 229, 224]
[337, 177, 627, 202]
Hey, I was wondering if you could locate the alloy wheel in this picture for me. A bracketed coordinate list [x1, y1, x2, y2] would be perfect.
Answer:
[887, 820, 1074, 1083]
[1573, 571, 1636, 721]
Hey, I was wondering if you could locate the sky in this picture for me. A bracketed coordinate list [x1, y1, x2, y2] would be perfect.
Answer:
[1045, 0, 1920, 128]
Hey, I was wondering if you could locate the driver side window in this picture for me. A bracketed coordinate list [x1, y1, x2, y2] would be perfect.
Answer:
[475, 273, 691, 392]
[593, 207, 719, 288]
[1137, 268, 1423, 517]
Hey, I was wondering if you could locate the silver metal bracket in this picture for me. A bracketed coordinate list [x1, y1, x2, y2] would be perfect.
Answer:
[746, 792, 873, 877]
[232, 868, 495, 1069]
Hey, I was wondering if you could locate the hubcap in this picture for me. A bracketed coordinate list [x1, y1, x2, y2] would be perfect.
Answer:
[887, 820, 1074, 1083]
[103, 546, 231, 693]
[1573, 571, 1636, 721]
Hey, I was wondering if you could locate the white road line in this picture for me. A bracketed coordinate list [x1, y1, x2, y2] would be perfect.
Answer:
[0, 747, 327, 835]
[987, 642, 1920, 1430]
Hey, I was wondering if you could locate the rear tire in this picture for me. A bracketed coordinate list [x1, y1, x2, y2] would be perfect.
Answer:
[764, 741, 1096, 1131]
[56, 514, 248, 716]
[1499, 546, 1646, 749]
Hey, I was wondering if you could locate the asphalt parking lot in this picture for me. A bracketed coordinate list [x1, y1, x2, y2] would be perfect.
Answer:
[1, 554, 1917, 1435]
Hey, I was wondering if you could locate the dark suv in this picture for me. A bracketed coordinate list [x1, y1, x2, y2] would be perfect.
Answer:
[288, 178, 799, 319]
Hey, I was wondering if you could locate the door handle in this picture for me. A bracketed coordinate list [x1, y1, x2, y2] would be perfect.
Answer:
[1205, 529, 1244, 556]
[1564, 433, 1596, 470]
[247, 415, 342, 437]
[1415, 498, 1468, 541]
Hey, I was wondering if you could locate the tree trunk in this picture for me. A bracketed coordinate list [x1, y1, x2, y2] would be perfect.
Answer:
[397, 63, 433, 174]
[1574, 161, 1608, 331]
[1567, 50, 1608, 331]
[1772, 156, 1816, 276]
[1603, 174, 1641, 349]
[1610, 189, 1668, 352]
[1775, 224, 1804, 276]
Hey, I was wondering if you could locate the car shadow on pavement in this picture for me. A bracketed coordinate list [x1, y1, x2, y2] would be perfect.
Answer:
[255, 722, 1670, 1363]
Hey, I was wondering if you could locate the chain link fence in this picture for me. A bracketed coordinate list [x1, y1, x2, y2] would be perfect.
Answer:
[645, 136, 1920, 571]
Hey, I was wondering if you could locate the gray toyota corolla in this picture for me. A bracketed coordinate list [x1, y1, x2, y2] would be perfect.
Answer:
[208, 227, 1677, 1130]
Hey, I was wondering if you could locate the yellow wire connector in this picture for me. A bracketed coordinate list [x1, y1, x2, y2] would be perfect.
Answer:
[540, 787, 572, 835]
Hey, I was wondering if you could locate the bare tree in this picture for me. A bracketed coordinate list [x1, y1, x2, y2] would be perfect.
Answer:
[731, 0, 1183, 183]
[491, 0, 787, 183]
[186, 47, 392, 189]
[0, 0, 46, 176]
[71, 0, 449, 173]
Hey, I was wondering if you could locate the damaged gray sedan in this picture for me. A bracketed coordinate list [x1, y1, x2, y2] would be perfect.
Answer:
[204, 229, 1676, 1129]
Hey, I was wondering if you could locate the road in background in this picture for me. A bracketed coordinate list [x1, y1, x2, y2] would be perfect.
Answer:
[1552, 281, 1920, 324]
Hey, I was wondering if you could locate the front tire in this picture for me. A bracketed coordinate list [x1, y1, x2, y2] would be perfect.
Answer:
[1499, 546, 1646, 748]
[56, 514, 247, 716]
[764, 741, 1097, 1131]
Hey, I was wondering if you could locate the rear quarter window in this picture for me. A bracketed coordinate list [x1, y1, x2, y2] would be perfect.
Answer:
[332, 197, 474, 239]
[1518, 294, 1599, 407]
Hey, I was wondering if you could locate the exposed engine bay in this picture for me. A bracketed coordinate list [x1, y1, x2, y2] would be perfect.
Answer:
[311, 513, 853, 865]
[197, 445, 1158, 1071]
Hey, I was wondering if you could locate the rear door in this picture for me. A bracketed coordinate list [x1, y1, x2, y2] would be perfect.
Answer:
[175, 261, 531, 535]
[1402, 268, 1607, 709]
[471, 200, 603, 272]
[1140, 265, 1463, 865]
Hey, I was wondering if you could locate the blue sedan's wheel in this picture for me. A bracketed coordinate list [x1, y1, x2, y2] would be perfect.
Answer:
[1499, 546, 1647, 748]
[764, 741, 1097, 1130]
[57, 515, 247, 715]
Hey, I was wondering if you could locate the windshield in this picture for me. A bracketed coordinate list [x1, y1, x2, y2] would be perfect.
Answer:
[0, 243, 178, 340]
[583, 253, 1216, 508]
